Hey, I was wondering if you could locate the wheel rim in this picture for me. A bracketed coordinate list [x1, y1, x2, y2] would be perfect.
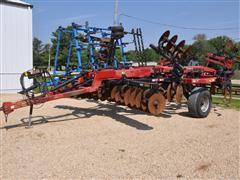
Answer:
[176, 85, 183, 104]
[118, 85, 127, 104]
[148, 93, 166, 115]
[140, 89, 150, 111]
[167, 83, 174, 102]
[200, 96, 210, 113]
[98, 87, 106, 101]
[129, 88, 138, 107]
[164, 35, 178, 52]
[158, 30, 170, 47]
[141, 101, 148, 111]
[111, 86, 118, 100]
[115, 88, 121, 102]
[97, 87, 102, 99]
[135, 89, 143, 108]
[124, 87, 132, 106]
[174, 40, 185, 54]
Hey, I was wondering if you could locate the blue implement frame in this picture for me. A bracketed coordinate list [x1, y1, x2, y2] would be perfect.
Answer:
[53, 22, 133, 76]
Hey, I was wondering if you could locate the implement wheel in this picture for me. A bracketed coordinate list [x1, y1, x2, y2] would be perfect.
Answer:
[124, 87, 132, 106]
[114, 87, 121, 103]
[129, 88, 138, 107]
[158, 30, 170, 47]
[141, 101, 148, 112]
[188, 88, 211, 118]
[164, 35, 178, 52]
[119, 85, 128, 104]
[176, 85, 183, 104]
[111, 86, 118, 101]
[132, 88, 141, 107]
[97, 88, 104, 101]
[148, 93, 166, 115]
[167, 83, 174, 102]
[141, 89, 151, 112]
[135, 89, 144, 109]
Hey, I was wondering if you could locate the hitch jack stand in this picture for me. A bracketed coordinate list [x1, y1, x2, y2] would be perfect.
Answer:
[26, 93, 34, 128]
[26, 104, 33, 128]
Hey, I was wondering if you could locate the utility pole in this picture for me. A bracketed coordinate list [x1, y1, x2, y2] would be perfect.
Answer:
[113, 0, 119, 25]
[48, 44, 51, 71]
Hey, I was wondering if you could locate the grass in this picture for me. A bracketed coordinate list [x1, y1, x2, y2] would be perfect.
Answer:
[212, 96, 240, 110]
[232, 77, 240, 80]
[232, 70, 240, 80]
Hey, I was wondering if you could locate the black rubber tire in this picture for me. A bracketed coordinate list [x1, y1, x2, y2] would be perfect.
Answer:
[183, 89, 190, 100]
[187, 88, 211, 118]
[183, 84, 193, 100]
[111, 32, 124, 39]
[111, 26, 124, 33]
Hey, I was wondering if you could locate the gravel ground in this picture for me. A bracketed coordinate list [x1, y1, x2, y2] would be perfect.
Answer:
[232, 80, 240, 85]
[0, 94, 239, 179]
[232, 79, 240, 84]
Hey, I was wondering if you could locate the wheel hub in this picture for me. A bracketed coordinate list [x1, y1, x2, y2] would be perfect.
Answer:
[200, 96, 210, 113]
[148, 93, 166, 115]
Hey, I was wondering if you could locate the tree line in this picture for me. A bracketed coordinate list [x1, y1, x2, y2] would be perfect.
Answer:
[33, 30, 240, 70]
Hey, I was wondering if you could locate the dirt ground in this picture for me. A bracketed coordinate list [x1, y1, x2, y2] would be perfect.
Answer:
[0, 94, 239, 179]
[232, 79, 240, 85]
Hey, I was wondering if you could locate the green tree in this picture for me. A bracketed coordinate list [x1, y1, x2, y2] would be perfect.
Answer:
[33, 37, 51, 67]
[51, 29, 71, 70]
[143, 48, 160, 62]
[208, 36, 232, 56]
[191, 34, 217, 64]
[191, 39, 215, 64]
[115, 48, 123, 62]
[126, 50, 138, 61]
[33, 37, 44, 67]
[41, 43, 51, 68]
[193, 34, 207, 41]
[235, 42, 240, 60]
[51, 27, 89, 70]
[126, 48, 159, 62]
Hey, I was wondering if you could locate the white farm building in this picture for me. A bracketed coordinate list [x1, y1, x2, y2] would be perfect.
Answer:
[0, 0, 33, 93]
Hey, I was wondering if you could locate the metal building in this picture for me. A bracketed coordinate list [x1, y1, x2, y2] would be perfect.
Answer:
[0, 0, 33, 93]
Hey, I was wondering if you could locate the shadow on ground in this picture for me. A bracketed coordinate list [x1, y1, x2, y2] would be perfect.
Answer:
[1, 100, 221, 130]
